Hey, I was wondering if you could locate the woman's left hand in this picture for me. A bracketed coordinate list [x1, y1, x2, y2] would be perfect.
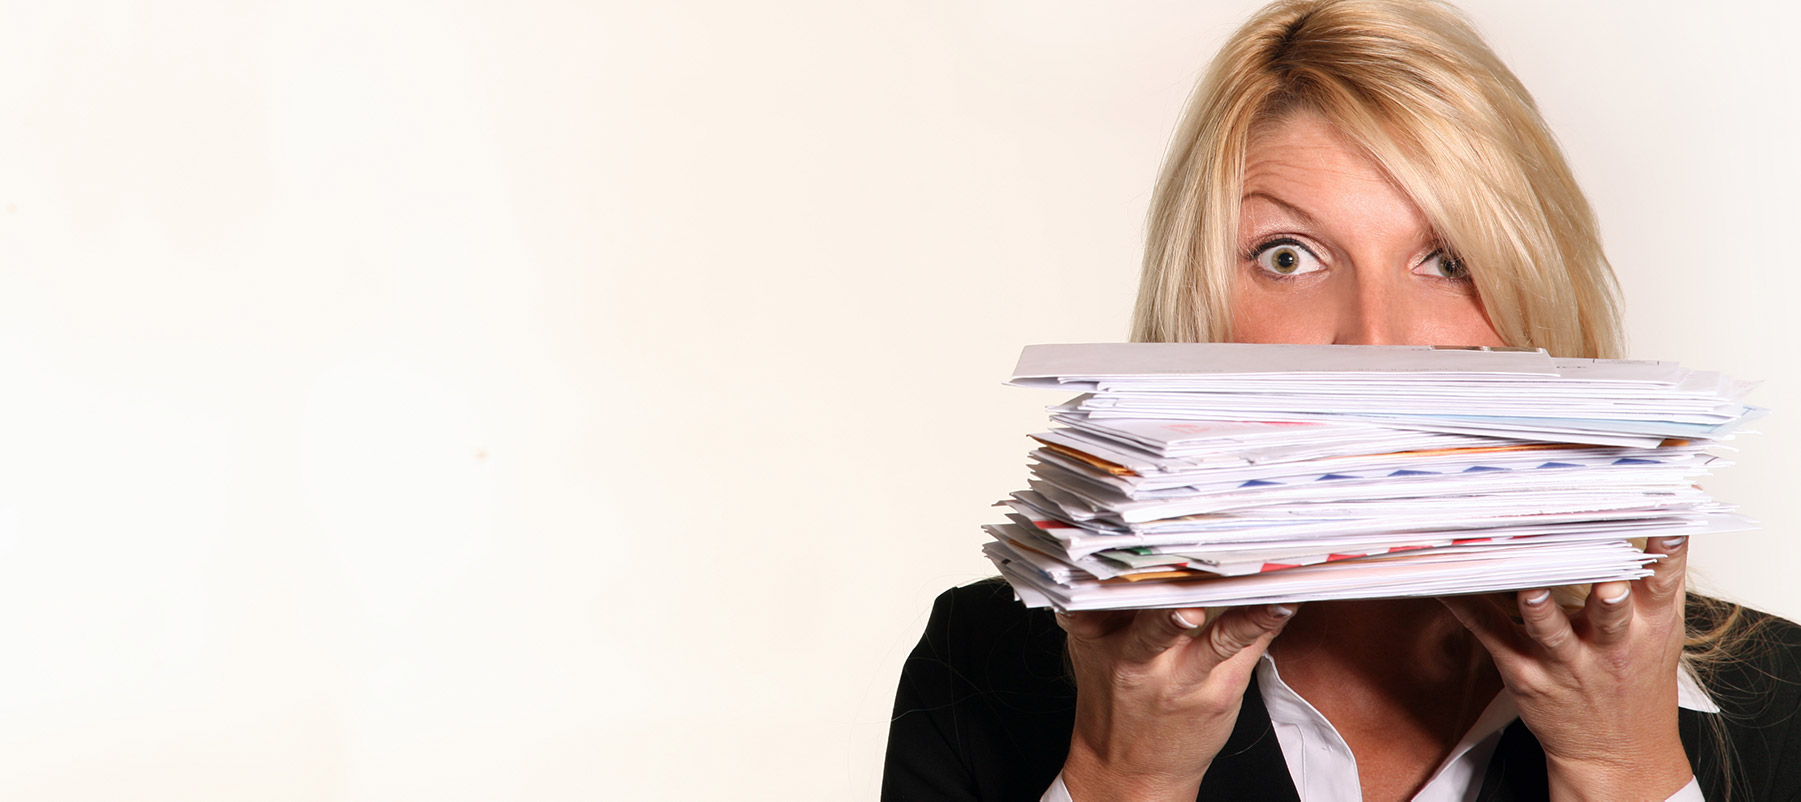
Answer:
[1438, 536, 1694, 799]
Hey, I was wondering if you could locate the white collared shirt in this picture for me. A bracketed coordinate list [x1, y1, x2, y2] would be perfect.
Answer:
[1043, 654, 1715, 801]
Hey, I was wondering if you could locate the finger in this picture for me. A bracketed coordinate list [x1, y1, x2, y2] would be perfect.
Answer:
[1194, 604, 1296, 669]
[1120, 607, 1215, 664]
[1516, 587, 1579, 659]
[1640, 536, 1688, 608]
[1439, 593, 1528, 661]
[1584, 580, 1635, 646]
[1055, 609, 1134, 641]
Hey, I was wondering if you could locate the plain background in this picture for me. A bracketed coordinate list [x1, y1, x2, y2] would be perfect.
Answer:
[0, 1, 1795, 799]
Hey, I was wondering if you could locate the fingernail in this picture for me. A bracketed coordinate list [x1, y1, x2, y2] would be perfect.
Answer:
[1267, 604, 1294, 619]
[1171, 610, 1201, 630]
[1524, 589, 1551, 606]
[1601, 587, 1632, 605]
[1055, 609, 1073, 618]
[1658, 537, 1687, 552]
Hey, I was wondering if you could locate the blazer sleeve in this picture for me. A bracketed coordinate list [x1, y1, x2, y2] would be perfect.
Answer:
[881, 579, 1078, 802]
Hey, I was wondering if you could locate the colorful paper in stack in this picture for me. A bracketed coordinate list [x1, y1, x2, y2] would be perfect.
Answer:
[983, 343, 1764, 611]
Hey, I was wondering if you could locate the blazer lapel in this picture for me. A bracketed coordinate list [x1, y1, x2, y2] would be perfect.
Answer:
[1195, 681, 1302, 801]
[1473, 720, 1548, 801]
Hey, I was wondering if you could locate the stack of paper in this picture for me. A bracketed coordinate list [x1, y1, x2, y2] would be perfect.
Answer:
[984, 343, 1764, 611]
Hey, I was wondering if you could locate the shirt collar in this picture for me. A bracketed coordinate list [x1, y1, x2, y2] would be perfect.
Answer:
[1255, 652, 1723, 718]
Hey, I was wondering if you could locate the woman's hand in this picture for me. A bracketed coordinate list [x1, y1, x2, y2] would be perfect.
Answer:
[1056, 603, 1297, 802]
[1439, 536, 1694, 800]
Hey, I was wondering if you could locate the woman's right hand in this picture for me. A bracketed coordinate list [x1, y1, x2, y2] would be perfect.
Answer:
[1056, 604, 1298, 801]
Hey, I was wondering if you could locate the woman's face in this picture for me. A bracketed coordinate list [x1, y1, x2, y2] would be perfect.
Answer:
[1230, 112, 1505, 348]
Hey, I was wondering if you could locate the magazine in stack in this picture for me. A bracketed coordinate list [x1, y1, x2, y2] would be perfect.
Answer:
[983, 343, 1765, 612]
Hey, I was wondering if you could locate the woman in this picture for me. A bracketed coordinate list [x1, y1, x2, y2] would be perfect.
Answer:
[883, 1, 1801, 800]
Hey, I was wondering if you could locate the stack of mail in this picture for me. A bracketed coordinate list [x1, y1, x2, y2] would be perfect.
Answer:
[984, 343, 1764, 611]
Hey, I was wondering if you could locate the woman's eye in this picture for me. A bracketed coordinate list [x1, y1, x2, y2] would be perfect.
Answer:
[1417, 250, 1471, 281]
[1253, 241, 1323, 277]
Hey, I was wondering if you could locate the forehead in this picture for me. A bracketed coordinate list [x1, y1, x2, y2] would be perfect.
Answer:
[1242, 113, 1429, 239]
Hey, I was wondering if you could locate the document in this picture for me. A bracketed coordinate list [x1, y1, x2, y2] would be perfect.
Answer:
[982, 343, 1763, 611]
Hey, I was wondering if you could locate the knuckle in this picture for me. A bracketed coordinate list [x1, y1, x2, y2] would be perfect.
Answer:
[1600, 650, 1631, 671]
[1124, 617, 1180, 659]
[1108, 663, 1158, 691]
[1125, 630, 1162, 661]
[1592, 611, 1633, 637]
[1532, 627, 1572, 651]
[1206, 617, 1261, 658]
[1520, 604, 1555, 627]
[1192, 688, 1240, 719]
[1646, 572, 1686, 598]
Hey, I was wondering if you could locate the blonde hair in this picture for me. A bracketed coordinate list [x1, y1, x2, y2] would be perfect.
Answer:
[1132, 0, 1623, 359]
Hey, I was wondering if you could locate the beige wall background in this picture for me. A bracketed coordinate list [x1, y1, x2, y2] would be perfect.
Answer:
[0, 1, 1794, 798]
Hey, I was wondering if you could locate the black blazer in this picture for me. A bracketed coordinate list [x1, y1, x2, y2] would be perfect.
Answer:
[882, 579, 1801, 801]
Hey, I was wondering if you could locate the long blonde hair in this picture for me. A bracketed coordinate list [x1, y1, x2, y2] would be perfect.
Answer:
[1132, 0, 1622, 360]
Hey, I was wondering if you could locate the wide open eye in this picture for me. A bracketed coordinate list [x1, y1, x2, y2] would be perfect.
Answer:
[1415, 249, 1471, 281]
[1253, 240, 1324, 277]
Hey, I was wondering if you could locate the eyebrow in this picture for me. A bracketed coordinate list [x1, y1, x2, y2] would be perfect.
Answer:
[1241, 191, 1325, 230]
